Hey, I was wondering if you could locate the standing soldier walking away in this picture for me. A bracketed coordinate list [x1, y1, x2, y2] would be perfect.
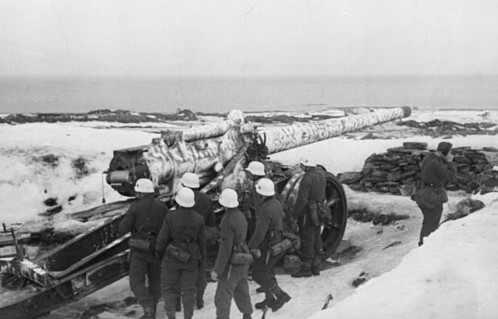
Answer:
[155, 187, 207, 319]
[291, 159, 326, 278]
[118, 178, 169, 319]
[413, 142, 456, 246]
[180, 173, 216, 310]
[212, 189, 253, 319]
[248, 178, 291, 312]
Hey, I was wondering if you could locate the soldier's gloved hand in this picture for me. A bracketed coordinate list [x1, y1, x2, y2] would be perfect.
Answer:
[250, 249, 262, 259]
[210, 271, 218, 282]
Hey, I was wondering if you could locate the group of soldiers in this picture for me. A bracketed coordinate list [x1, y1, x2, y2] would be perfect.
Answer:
[119, 159, 327, 319]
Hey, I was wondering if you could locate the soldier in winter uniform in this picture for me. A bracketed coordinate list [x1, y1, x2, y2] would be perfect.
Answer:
[241, 161, 266, 239]
[155, 187, 207, 319]
[413, 141, 456, 246]
[119, 178, 169, 319]
[180, 173, 216, 309]
[212, 189, 253, 319]
[248, 178, 291, 312]
[291, 159, 326, 278]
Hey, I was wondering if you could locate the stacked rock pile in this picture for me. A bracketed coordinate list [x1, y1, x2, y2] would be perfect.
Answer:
[339, 142, 491, 195]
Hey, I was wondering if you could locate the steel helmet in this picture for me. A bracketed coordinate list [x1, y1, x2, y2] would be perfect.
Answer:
[246, 161, 265, 176]
[181, 172, 200, 188]
[255, 178, 275, 196]
[175, 187, 195, 208]
[218, 188, 239, 208]
[300, 158, 316, 167]
[134, 178, 155, 194]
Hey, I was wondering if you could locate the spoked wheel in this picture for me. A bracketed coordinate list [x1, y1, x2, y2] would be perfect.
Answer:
[278, 166, 348, 258]
[321, 171, 348, 258]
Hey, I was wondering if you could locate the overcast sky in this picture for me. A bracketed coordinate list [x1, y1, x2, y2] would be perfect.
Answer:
[1, 0, 497, 77]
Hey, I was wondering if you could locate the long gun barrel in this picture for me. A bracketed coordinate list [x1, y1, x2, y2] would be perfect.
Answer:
[106, 107, 411, 196]
[264, 107, 411, 153]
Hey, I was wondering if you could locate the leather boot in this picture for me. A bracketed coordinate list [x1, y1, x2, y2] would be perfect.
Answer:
[152, 299, 158, 317]
[312, 257, 321, 276]
[175, 296, 181, 312]
[242, 314, 252, 319]
[196, 298, 204, 310]
[255, 291, 275, 310]
[269, 285, 291, 312]
[166, 311, 176, 319]
[141, 305, 156, 319]
[291, 262, 312, 278]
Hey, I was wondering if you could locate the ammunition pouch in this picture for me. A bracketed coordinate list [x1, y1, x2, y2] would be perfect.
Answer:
[269, 231, 301, 256]
[411, 186, 448, 210]
[269, 238, 293, 256]
[166, 244, 191, 263]
[129, 233, 156, 252]
[230, 242, 253, 265]
[308, 202, 332, 226]
[129, 238, 152, 251]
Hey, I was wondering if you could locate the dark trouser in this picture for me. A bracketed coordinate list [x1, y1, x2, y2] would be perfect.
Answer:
[299, 222, 323, 268]
[419, 203, 444, 246]
[129, 250, 161, 308]
[162, 263, 198, 318]
[215, 264, 253, 319]
[245, 210, 256, 241]
[251, 247, 284, 291]
[196, 262, 207, 303]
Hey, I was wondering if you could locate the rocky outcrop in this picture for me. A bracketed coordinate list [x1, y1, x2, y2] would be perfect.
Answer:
[339, 142, 493, 195]
[0, 109, 198, 124]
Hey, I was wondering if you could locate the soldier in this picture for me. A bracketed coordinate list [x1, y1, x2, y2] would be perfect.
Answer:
[243, 161, 267, 215]
[118, 178, 169, 319]
[414, 141, 456, 246]
[291, 159, 326, 278]
[248, 178, 291, 312]
[212, 189, 253, 319]
[155, 187, 207, 319]
[180, 173, 216, 309]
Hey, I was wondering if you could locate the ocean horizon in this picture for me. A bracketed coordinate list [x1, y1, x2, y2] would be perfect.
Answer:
[1, 74, 497, 114]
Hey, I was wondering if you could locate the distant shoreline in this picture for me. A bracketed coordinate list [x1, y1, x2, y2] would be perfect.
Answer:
[1, 75, 497, 114]
[0, 106, 495, 118]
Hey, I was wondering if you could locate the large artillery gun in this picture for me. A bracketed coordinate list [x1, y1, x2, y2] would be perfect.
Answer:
[0, 107, 411, 319]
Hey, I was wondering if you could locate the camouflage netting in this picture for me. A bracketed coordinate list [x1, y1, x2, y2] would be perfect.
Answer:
[339, 142, 493, 195]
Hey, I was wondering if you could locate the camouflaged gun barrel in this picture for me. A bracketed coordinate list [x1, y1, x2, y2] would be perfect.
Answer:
[106, 107, 411, 196]
[263, 106, 411, 154]
[107, 110, 253, 196]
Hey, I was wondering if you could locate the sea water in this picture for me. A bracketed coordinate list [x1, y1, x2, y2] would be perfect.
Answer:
[0, 74, 497, 114]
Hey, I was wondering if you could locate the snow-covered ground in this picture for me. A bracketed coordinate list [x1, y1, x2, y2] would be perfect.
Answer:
[1, 108, 498, 319]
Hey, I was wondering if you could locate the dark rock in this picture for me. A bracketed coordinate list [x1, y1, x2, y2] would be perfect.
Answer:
[349, 183, 363, 191]
[402, 142, 428, 150]
[382, 240, 402, 250]
[43, 197, 58, 207]
[72, 157, 90, 177]
[37, 154, 59, 167]
[352, 272, 368, 287]
[39, 205, 63, 216]
[338, 172, 363, 184]
[442, 198, 485, 223]
[386, 171, 402, 182]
